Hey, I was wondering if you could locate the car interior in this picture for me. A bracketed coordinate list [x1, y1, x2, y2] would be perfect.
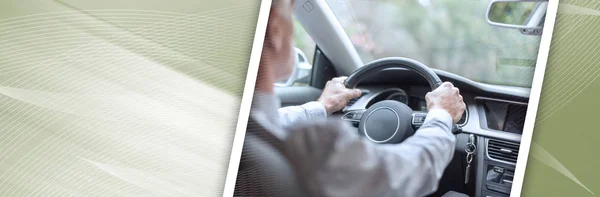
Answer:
[238, 0, 546, 197]
[276, 52, 528, 196]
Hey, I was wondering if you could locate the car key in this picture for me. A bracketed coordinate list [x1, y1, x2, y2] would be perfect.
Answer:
[464, 134, 476, 184]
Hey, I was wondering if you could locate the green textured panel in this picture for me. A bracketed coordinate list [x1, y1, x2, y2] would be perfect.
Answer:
[0, 0, 261, 196]
[522, 1, 600, 196]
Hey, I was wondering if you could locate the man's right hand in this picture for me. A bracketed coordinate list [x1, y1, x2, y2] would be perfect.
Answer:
[425, 82, 466, 123]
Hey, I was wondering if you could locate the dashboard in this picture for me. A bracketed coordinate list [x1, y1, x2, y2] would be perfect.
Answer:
[341, 68, 530, 140]
[344, 86, 469, 127]
[339, 68, 530, 197]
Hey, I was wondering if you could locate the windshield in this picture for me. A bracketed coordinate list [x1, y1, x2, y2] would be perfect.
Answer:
[325, 0, 541, 87]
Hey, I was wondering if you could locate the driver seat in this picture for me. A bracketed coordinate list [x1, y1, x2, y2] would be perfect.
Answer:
[233, 118, 308, 196]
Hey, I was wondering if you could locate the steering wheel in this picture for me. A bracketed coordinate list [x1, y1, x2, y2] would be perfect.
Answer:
[343, 57, 457, 144]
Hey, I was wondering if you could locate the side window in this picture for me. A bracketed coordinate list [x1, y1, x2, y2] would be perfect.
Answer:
[275, 18, 316, 87]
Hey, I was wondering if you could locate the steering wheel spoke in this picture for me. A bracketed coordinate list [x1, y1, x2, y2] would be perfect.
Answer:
[342, 109, 366, 122]
[412, 112, 428, 128]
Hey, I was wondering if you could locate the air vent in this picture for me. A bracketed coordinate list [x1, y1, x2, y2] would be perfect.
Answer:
[487, 139, 520, 163]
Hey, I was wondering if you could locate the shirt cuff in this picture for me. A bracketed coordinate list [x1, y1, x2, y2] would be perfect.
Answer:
[301, 101, 328, 120]
[424, 108, 453, 131]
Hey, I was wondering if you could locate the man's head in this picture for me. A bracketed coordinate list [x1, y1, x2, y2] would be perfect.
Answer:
[257, 0, 295, 93]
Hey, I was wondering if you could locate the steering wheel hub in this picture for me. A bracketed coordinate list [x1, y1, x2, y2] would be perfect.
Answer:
[361, 100, 414, 144]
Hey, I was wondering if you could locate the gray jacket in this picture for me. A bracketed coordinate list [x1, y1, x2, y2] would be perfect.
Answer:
[238, 92, 456, 197]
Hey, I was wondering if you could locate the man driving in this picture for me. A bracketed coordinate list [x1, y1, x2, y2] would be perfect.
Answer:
[234, 0, 466, 196]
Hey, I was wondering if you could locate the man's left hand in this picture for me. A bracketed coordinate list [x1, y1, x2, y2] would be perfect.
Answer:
[318, 76, 362, 115]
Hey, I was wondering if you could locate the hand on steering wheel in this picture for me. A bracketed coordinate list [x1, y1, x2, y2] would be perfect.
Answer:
[426, 82, 466, 124]
[317, 76, 362, 115]
[343, 57, 464, 144]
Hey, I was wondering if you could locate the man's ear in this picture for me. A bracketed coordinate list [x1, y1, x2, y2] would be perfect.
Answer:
[265, 9, 285, 52]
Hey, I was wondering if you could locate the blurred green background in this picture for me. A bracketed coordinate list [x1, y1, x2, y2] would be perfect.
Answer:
[294, 0, 541, 87]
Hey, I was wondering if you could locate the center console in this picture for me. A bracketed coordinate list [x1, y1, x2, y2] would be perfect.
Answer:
[472, 97, 524, 197]
[476, 138, 520, 197]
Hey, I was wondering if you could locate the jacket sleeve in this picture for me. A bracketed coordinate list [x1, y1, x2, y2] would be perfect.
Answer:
[278, 101, 328, 129]
[283, 109, 456, 197]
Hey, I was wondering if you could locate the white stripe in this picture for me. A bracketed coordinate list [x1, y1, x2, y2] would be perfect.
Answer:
[221, 0, 272, 196]
[510, 0, 560, 196]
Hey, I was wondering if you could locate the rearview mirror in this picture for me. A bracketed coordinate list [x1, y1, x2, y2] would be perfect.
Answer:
[486, 0, 548, 35]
